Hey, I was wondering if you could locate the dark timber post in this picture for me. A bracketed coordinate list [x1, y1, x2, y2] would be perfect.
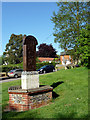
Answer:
[23, 35, 38, 71]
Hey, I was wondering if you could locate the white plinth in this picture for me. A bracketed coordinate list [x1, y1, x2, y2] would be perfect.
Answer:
[21, 71, 39, 89]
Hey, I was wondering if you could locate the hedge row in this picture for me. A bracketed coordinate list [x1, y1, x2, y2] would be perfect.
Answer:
[1, 62, 56, 73]
[0, 62, 23, 73]
[1, 66, 22, 73]
[36, 62, 56, 70]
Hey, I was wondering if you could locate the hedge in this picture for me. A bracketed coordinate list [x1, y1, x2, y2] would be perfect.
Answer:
[1, 62, 56, 73]
[1, 62, 23, 73]
[36, 62, 56, 70]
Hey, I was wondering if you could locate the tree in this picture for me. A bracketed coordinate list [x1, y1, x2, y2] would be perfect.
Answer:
[37, 43, 57, 58]
[76, 25, 89, 67]
[3, 34, 26, 64]
[51, 2, 89, 50]
[0, 55, 4, 65]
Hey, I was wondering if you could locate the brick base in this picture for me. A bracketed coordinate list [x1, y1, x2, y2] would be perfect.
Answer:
[8, 85, 53, 112]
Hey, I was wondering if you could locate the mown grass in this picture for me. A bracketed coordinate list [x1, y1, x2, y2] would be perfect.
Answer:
[1, 67, 88, 119]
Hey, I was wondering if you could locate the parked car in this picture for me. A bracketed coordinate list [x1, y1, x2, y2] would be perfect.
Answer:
[37, 65, 55, 74]
[7, 69, 23, 78]
[75, 64, 80, 67]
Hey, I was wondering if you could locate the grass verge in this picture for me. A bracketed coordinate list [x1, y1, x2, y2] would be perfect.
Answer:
[1, 67, 88, 119]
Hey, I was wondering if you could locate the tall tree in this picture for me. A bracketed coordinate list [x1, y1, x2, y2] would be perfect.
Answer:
[37, 43, 57, 58]
[76, 25, 89, 67]
[51, 2, 89, 50]
[3, 34, 26, 64]
[0, 55, 4, 65]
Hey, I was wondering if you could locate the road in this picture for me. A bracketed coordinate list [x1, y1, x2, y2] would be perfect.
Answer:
[0, 70, 57, 83]
[0, 77, 21, 83]
[0, 71, 55, 83]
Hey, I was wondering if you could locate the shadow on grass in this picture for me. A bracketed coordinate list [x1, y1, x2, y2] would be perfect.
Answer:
[2, 110, 39, 120]
[51, 81, 64, 89]
[56, 113, 89, 120]
[2, 111, 89, 120]
[51, 81, 64, 99]
[52, 91, 59, 99]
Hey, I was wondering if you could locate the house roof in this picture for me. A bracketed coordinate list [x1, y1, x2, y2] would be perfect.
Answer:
[38, 57, 54, 62]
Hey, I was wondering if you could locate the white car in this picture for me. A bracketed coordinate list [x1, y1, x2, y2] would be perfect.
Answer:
[7, 69, 23, 78]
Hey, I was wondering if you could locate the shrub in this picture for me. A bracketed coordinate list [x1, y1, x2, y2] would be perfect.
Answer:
[1, 63, 23, 73]
[1, 62, 56, 72]
[36, 62, 56, 70]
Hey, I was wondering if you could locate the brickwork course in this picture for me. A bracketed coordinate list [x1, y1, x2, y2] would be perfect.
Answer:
[8, 85, 53, 111]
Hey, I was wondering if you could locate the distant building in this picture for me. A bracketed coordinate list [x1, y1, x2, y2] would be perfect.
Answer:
[3, 51, 9, 65]
[38, 57, 54, 63]
[5, 51, 9, 58]
[60, 51, 73, 65]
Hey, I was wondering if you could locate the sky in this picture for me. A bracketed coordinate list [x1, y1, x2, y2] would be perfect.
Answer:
[1, 1, 64, 56]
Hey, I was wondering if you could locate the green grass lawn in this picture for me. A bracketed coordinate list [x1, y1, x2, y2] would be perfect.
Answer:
[1, 67, 88, 119]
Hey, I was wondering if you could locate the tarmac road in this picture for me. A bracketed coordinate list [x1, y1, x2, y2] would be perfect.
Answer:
[0, 71, 56, 83]
[0, 77, 21, 83]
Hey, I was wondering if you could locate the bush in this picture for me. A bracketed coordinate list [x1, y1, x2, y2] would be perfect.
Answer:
[1, 63, 23, 73]
[2, 66, 20, 73]
[1, 62, 56, 72]
[36, 62, 56, 70]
